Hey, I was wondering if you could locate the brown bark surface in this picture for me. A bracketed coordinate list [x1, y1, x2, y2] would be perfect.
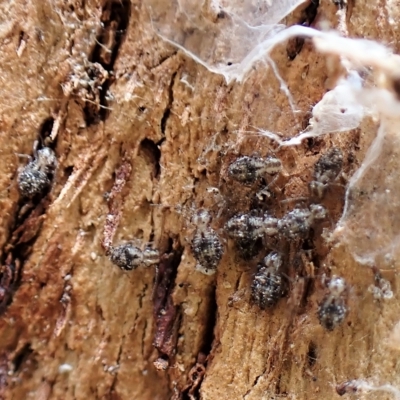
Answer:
[0, 1, 399, 399]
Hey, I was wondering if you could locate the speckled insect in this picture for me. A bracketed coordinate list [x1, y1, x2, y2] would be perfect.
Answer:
[192, 210, 223, 275]
[310, 147, 343, 198]
[277, 204, 326, 240]
[109, 243, 159, 271]
[225, 212, 278, 259]
[18, 146, 58, 198]
[227, 155, 282, 185]
[317, 276, 348, 330]
[251, 252, 286, 309]
[225, 212, 277, 260]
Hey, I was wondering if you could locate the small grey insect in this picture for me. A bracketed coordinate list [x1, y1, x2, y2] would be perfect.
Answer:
[228, 155, 282, 185]
[251, 252, 286, 309]
[109, 244, 159, 271]
[225, 213, 268, 260]
[192, 210, 223, 275]
[18, 146, 58, 198]
[225, 212, 278, 259]
[225, 213, 264, 240]
[317, 276, 348, 331]
[277, 204, 326, 239]
[310, 147, 343, 198]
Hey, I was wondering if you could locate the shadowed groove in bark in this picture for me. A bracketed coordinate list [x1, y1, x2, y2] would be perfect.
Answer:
[200, 284, 217, 357]
[39, 117, 56, 144]
[182, 285, 217, 399]
[307, 341, 317, 368]
[85, 0, 131, 124]
[161, 72, 177, 135]
[11, 343, 33, 374]
[140, 138, 162, 179]
[109, 341, 124, 395]
[0, 203, 47, 313]
[286, 0, 320, 60]
[153, 246, 183, 360]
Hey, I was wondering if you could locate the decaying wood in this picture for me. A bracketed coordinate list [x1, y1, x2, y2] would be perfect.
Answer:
[0, 1, 400, 399]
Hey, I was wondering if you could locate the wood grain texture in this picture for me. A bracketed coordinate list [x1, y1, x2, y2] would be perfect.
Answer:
[0, 1, 398, 399]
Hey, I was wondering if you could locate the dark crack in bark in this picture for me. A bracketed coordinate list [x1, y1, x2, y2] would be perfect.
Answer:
[286, 0, 320, 60]
[84, 0, 131, 124]
[160, 72, 177, 135]
[153, 248, 182, 363]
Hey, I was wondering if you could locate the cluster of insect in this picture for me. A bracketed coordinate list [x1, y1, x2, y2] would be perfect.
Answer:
[16, 143, 161, 273]
[17, 142, 347, 330]
[191, 147, 348, 331]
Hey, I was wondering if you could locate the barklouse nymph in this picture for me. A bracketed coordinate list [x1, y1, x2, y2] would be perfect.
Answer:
[227, 155, 282, 185]
[225, 212, 278, 260]
[251, 252, 286, 309]
[18, 146, 58, 198]
[192, 210, 223, 275]
[109, 244, 159, 271]
[368, 266, 393, 300]
[277, 204, 327, 240]
[317, 276, 348, 331]
[310, 147, 343, 198]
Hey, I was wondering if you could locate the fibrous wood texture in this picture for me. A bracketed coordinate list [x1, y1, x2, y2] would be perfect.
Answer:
[1, 1, 400, 400]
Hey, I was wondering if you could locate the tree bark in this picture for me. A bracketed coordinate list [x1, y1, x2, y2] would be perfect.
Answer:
[0, 1, 398, 399]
